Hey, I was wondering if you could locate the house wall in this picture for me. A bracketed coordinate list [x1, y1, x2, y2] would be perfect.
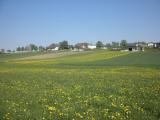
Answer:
[88, 45, 96, 49]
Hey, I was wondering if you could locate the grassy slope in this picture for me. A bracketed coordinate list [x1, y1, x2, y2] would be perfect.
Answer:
[0, 50, 160, 120]
[67, 51, 160, 67]
[0, 52, 44, 61]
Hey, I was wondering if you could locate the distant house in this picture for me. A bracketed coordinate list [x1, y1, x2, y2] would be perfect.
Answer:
[126, 43, 144, 51]
[51, 46, 59, 51]
[127, 43, 138, 51]
[46, 43, 59, 51]
[154, 42, 160, 48]
[75, 43, 96, 50]
[75, 43, 89, 49]
[147, 42, 154, 48]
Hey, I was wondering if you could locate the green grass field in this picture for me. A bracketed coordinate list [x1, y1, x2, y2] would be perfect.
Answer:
[0, 50, 160, 120]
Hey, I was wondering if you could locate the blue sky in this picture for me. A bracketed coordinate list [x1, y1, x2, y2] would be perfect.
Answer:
[0, 0, 160, 50]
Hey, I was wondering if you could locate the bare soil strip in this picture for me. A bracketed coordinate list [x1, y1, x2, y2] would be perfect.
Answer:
[16, 51, 89, 60]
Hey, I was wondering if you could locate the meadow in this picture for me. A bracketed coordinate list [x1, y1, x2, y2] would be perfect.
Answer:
[0, 50, 160, 120]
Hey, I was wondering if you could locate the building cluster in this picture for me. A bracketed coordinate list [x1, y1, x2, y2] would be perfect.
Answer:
[124, 42, 160, 51]
[0, 41, 160, 54]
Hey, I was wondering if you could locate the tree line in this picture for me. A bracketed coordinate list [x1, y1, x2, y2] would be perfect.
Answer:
[2, 39, 158, 53]
[15, 40, 128, 52]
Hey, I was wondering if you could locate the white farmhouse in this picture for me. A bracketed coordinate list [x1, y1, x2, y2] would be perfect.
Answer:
[88, 45, 96, 49]
[51, 47, 59, 51]
[147, 42, 154, 48]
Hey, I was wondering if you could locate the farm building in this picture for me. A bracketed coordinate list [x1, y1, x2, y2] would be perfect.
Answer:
[75, 43, 96, 49]
[46, 43, 59, 51]
[48, 47, 59, 51]
[147, 42, 154, 48]
[126, 43, 144, 51]
[75, 43, 89, 49]
[154, 42, 160, 48]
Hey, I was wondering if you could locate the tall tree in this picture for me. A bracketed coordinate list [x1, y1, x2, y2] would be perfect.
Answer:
[16, 46, 21, 51]
[120, 40, 127, 49]
[59, 40, 69, 50]
[7, 50, 11, 53]
[106, 43, 111, 48]
[96, 41, 103, 48]
[21, 46, 25, 51]
[39, 46, 45, 51]
[30, 44, 38, 51]
[112, 42, 119, 48]
[69, 45, 74, 50]
[0, 49, 5, 53]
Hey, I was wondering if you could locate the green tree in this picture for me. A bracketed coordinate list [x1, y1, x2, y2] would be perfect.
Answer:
[106, 43, 111, 48]
[16, 46, 21, 51]
[39, 46, 45, 51]
[7, 50, 11, 53]
[112, 42, 119, 48]
[96, 41, 103, 48]
[69, 45, 74, 50]
[30, 44, 38, 51]
[21, 47, 25, 51]
[120, 40, 127, 49]
[59, 40, 69, 50]
[0, 49, 5, 53]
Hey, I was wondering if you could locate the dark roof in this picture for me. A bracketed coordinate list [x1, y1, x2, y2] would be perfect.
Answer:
[127, 43, 137, 47]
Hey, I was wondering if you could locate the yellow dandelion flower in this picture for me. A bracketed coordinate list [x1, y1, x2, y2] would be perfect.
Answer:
[59, 112, 64, 116]
[92, 117, 96, 120]
[48, 106, 56, 111]
[111, 102, 117, 107]
[75, 112, 83, 119]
